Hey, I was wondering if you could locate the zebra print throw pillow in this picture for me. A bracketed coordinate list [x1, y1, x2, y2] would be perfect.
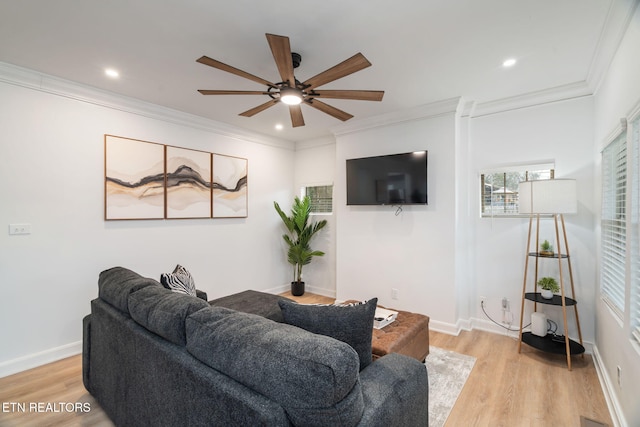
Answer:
[160, 264, 197, 297]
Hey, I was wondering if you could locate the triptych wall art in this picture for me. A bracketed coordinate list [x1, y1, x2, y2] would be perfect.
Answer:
[104, 135, 248, 220]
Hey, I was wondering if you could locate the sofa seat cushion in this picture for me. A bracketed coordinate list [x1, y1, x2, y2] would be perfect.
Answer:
[186, 306, 364, 427]
[209, 290, 292, 322]
[129, 285, 209, 346]
[278, 298, 377, 370]
[98, 266, 161, 313]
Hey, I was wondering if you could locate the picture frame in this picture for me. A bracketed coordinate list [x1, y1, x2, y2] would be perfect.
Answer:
[212, 154, 248, 218]
[166, 146, 212, 219]
[104, 135, 165, 220]
[104, 135, 248, 220]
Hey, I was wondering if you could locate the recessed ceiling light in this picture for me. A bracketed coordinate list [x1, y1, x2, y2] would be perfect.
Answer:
[275, 124, 284, 130]
[105, 68, 119, 78]
[502, 58, 517, 68]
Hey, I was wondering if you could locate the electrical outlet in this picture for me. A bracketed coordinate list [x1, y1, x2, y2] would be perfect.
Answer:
[501, 297, 512, 324]
[480, 296, 486, 307]
[391, 288, 399, 300]
[9, 223, 31, 235]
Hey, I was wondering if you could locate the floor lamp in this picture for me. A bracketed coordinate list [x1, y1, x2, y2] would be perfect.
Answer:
[517, 178, 583, 370]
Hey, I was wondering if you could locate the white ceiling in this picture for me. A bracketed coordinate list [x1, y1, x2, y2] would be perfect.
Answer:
[0, 0, 626, 142]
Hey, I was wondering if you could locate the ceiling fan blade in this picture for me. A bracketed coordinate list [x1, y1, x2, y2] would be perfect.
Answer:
[198, 90, 272, 95]
[289, 105, 305, 128]
[304, 99, 353, 122]
[302, 53, 372, 90]
[266, 34, 296, 87]
[197, 56, 277, 88]
[239, 99, 279, 117]
[308, 90, 384, 101]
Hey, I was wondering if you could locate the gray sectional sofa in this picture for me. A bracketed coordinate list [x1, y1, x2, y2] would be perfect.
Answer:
[82, 267, 429, 426]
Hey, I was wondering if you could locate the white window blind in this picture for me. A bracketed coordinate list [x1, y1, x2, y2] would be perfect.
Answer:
[601, 132, 627, 316]
[631, 118, 640, 345]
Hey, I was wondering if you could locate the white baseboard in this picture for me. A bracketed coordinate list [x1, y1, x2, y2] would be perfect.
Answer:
[591, 345, 626, 427]
[264, 283, 336, 299]
[428, 319, 463, 336]
[303, 285, 336, 299]
[471, 317, 523, 340]
[0, 341, 82, 378]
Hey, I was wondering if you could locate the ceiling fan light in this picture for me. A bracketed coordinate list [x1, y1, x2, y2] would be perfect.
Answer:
[280, 87, 303, 105]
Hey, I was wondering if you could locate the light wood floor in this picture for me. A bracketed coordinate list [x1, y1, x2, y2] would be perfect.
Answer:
[0, 292, 613, 427]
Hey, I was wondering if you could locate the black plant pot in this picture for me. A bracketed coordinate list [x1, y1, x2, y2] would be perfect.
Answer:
[291, 281, 305, 296]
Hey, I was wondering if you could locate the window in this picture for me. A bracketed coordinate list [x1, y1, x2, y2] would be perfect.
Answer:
[480, 164, 554, 217]
[601, 131, 627, 317]
[302, 185, 333, 214]
[631, 118, 640, 345]
[600, 116, 640, 348]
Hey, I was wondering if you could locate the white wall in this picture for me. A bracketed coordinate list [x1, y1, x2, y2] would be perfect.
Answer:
[469, 97, 597, 343]
[292, 137, 337, 297]
[334, 102, 459, 327]
[593, 4, 640, 426]
[0, 68, 295, 376]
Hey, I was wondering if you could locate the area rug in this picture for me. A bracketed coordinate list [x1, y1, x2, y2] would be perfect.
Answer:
[424, 346, 476, 427]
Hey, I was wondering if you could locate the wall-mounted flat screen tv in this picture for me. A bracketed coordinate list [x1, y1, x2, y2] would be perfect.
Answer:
[346, 151, 428, 205]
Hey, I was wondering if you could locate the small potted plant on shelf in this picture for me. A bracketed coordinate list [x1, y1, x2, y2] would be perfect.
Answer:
[537, 276, 560, 299]
[539, 239, 554, 257]
[274, 196, 327, 296]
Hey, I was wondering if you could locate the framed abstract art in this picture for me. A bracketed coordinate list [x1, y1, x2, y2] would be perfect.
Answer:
[104, 135, 248, 220]
[166, 146, 212, 219]
[104, 135, 165, 220]
[212, 154, 248, 218]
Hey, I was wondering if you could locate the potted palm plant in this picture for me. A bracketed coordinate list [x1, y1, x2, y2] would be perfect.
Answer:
[274, 196, 328, 296]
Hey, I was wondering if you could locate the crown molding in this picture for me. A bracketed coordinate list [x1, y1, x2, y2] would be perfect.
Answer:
[0, 61, 293, 150]
[627, 97, 640, 123]
[457, 98, 476, 118]
[587, 0, 640, 94]
[471, 81, 593, 118]
[329, 77, 594, 137]
[295, 135, 336, 151]
[331, 97, 461, 137]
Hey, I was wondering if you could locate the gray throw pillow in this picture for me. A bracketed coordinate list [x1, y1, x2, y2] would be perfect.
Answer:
[160, 264, 197, 297]
[278, 298, 377, 370]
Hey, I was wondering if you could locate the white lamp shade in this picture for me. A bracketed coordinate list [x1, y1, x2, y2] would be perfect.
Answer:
[518, 179, 577, 214]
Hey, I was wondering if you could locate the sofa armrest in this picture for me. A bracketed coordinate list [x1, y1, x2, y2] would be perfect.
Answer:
[82, 314, 91, 393]
[196, 289, 208, 301]
[357, 353, 428, 427]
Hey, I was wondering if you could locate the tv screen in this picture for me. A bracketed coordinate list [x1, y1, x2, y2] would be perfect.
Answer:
[346, 151, 428, 205]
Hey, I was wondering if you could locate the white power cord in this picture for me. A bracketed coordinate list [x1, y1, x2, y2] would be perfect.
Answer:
[481, 301, 527, 336]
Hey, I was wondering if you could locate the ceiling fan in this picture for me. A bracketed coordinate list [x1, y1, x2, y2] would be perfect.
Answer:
[196, 33, 384, 128]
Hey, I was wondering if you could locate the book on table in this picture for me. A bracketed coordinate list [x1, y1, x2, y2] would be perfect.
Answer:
[374, 307, 398, 329]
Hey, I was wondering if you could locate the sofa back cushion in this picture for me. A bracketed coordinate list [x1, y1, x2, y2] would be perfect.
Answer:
[128, 285, 208, 346]
[98, 267, 161, 313]
[278, 298, 377, 370]
[186, 306, 364, 427]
